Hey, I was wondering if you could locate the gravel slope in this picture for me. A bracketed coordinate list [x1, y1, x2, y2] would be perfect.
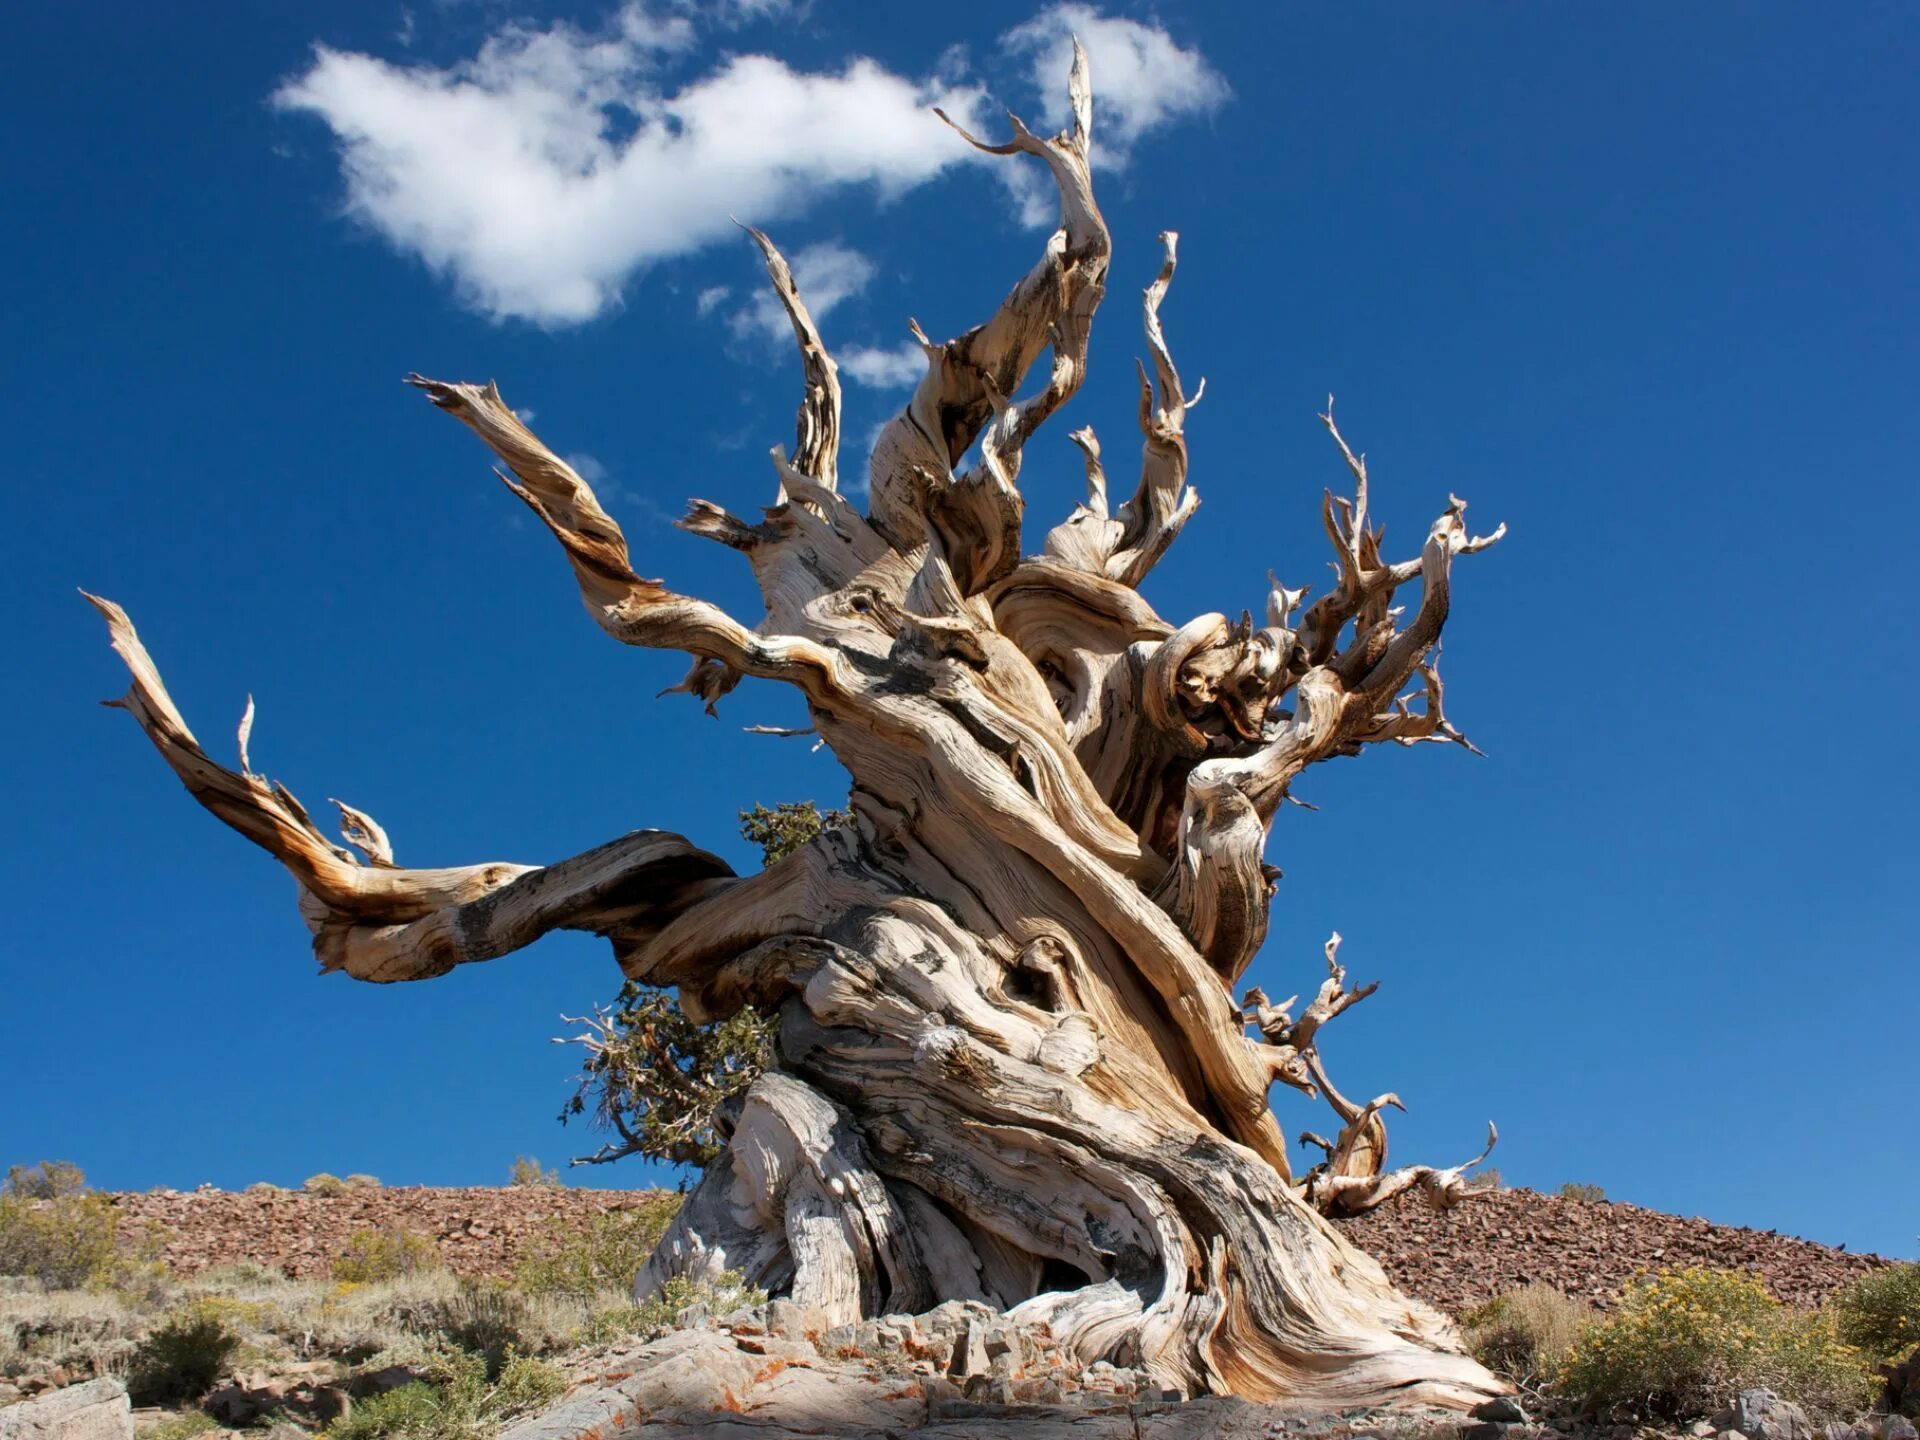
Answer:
[109, 1184, 1886, 1314]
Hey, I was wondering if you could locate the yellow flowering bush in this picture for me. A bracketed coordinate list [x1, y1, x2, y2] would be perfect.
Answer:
[1559, 1267, 1874, 1422]
[332, 1227, 444, 1284]
[1828, 1262, 1920, 1366]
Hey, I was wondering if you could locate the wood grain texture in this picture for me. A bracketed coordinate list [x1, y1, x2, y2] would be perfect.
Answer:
[89, 43, 1508, 1408]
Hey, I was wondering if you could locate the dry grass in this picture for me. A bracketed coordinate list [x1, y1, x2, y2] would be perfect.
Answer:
[1462, 1282, 1592, 1389]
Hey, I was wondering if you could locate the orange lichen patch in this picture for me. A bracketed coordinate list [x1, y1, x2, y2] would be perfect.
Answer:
[749, 1359, 791, 1387]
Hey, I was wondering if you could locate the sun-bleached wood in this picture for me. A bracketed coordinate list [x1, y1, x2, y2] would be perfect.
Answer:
[89, 45, 1508, 1408]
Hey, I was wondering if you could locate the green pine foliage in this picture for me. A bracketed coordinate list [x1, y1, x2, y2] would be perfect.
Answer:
[558, 801, 845, 1168]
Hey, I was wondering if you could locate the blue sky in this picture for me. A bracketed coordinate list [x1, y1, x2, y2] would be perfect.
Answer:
[4, 3, 1915, 1258]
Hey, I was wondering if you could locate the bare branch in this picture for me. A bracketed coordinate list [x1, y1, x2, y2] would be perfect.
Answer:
[1304, 1122, 1501, 1217]
[741, 224, 844, 496]
[406, 375, 847, 702]
[1044, 232, 1201, 586]
[86, 594, 734, 982]
[867, 38, 1110, 584]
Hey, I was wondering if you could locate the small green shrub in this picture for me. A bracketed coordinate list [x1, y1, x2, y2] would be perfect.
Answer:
[1559, 1182, 1606, 1202]
[397, 1281, 556, 1380]
[139, 1410, 219, 1440]
[737, 801, 849, 863]
[1558, 1267, 1874, 1422]
[344, 1175, 383, 1191]
[578, 1271, 764, 1347]
[507, 1157, 560, 1188]
[5, 1162, 89, 1201]
[1829, 1262, 1920, 1365]
[1462, 1283, 1591, 1386]
[0, 1189, 120, 1289]
[127, 1301, 242, 1404]
[193, 1260, 284, 1289]
[491, 1351, 566, 1413]
[305, 1174, 348, 1197]
[333, 1229, 444, 1285]
[555, 802, 840, 1171]
[324, 1347, 563, 1440]
[514, 1199, 681, 1301]
[326, 1379, 469, 1440]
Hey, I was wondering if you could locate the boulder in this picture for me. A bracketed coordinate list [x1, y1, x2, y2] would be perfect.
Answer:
[1734, 1389, 1815, 1440]
[1472, 1396, 1527, 1423]
[0, 1380, 132, 1440]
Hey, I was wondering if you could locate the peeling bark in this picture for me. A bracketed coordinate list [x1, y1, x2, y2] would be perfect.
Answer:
[88, 44, 1507, 1408]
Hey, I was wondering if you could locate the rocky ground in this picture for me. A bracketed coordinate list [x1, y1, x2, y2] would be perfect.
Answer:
[107, 1187, 662, 1281]
[13, 1185, 1885, 1440]
[1341, 1188, 1885, 1313]
[109, 1184, 1889, 1312]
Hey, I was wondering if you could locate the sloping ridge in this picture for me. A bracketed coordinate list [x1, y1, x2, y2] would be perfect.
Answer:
[110, 1184, 1886, 1314]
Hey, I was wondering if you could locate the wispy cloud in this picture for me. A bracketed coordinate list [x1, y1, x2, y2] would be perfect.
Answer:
[566, 450, 674, 526]
[1002, 4, 1229, 163]
[726, 241, 873, 345]
[839, 342, 924, 390]
[274, 3, 1224, 328]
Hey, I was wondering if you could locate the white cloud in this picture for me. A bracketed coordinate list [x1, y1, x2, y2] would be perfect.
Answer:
[688, 0, 799, 24]
[274, 3, 1225, 327]
[839, 342, 924, 389]
[1002, 4, 1228, 162]
[694, 284, 731, 316]
[565, 451, 608, 483]
[727, 241, 873, 345]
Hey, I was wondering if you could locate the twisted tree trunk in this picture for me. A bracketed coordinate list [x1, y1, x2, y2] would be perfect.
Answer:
[88, 47, 1509, 1407]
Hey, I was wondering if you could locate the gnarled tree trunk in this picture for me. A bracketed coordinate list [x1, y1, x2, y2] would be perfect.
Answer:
[88, 47, 1509, 1408]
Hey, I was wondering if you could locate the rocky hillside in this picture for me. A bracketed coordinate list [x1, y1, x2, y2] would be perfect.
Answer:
[108, 1184, 1886, 1315]
[1340, 1186, 1885, 1313]
[109, 1186, 664, 1280]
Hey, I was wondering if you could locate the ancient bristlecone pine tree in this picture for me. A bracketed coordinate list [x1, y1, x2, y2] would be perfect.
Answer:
[89, 50, 1510, 1407]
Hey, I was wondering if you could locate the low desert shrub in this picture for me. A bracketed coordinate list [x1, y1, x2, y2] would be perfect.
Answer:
[344, 1175, 383, 1191]
[302, 1272, 463, 1363]
[1558, 1267, 1874, 1422]
[513, 1199, 681, 1302]
[192, 1261, 285, 1290]
[127, 1300, 242, 1404]
[1828, 1262, 1920, 1365]
[507, 1157, 560, 1188]
[326, 1377, 470, 1440]
[0, 1187, 120, 1289]
[139, 1410, 219, 1440]
[0, 1284, 143, 1378]
[325, 1347, 563, 1440]
[333, 1229, 444, 1285]
[490, 1351, 566, 1414]
[5, 1162, 88, 1201]
[577, 1271, 764, 1347]
[394, 1280, 568, 1380]
[1462, 1283, 1591, 1387]
[1559, 1182, 1607, 1203]
[304, 1174, 348, 1197]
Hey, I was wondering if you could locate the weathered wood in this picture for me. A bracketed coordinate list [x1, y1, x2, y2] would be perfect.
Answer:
[88, 42, 1507, 1408]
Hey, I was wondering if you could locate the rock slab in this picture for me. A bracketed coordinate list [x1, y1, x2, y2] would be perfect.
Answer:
[0, 1380, 132, 1440]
